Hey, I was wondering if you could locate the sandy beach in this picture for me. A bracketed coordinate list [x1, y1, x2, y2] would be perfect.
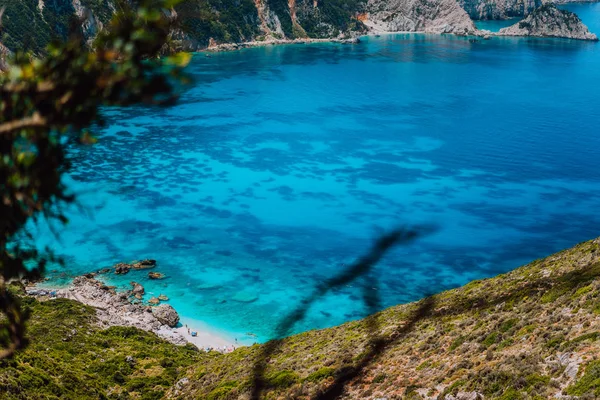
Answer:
[174, 324, 236, 351]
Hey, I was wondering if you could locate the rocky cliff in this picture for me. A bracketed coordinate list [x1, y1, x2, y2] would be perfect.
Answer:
[0, 0, 596, 55]
[363, 0, 477, 35]
[0, 0, 368, 53]
[498, 4, 598, 40]
[459, 0, 541, 20]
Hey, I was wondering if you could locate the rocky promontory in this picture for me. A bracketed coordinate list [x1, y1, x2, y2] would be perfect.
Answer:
[33, 276, 187, 345]
[498, 4, 598, 40]
[459, 0, 540, 20]
[364, 0, 477, 35]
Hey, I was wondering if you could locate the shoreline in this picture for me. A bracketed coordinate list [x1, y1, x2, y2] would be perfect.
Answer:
[197, 19, 598, 54]
[28, 276, 241, 353]
[202, 36, 366, 53]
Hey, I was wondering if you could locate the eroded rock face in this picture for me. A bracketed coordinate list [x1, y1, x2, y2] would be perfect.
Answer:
[152, 304, 180, 327]
[498, 4, 598, 40]
[365, 0, 477, 35]
[459, 0, 540, 20]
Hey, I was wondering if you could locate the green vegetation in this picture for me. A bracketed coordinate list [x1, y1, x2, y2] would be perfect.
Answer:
[305, 367, 336, 382]
[0, 0, 367, 54]
[0, 295, 204, 399]
[0, 0, 188, 362]
[266, 370, 299, 388]
[174, 0, 261, 47]
[482, 332, 499, 347]
[448, 335, 465, 351]
[566, 360, 600, 396]
[175, 238, 600, 399]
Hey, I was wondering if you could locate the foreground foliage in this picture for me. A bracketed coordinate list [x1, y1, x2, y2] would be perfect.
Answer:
[0, 0, 188, 360]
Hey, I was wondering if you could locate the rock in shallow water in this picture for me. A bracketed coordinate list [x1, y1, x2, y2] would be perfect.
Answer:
[131, 281, 145, 295]
[114, 263, 131, 274]
[148, 297, 160, 305]
[152, 304, 180, 327]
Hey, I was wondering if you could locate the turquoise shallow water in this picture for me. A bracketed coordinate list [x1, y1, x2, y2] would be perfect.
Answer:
[475, 18, 521, 32]
[34, 5, 600, 343]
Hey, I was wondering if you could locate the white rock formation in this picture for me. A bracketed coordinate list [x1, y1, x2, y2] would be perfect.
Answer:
[498, 4, 598, 40]
[364, 0, 477, 35]
[50, 276, 187, 345]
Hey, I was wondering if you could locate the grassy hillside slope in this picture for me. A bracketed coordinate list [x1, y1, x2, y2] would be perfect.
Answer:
[172, 238, 600, 399]
[1, 238, 600, 399]
[0, 296, 208, 399]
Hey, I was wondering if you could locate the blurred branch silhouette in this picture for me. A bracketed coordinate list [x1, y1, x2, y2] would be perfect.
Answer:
[0, 0, 189, 360]
[250, 226, 435, 399]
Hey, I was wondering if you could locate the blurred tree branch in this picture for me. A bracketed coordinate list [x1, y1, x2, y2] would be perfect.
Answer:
[0, 0, 189, 360]
[250, 226, 435, 399]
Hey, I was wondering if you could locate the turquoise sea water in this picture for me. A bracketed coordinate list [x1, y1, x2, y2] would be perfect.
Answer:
[474, 18, 521, 32]
[35, 5, 600, 343]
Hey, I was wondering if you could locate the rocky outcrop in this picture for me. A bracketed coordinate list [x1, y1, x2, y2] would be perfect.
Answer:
[71, 0, 104, 44]
[459, 0, 541, 20]
[152, 304, 180, 327]
[131, 281, 145, 297]
[364, 0, 477, 35]
[113, 259, 156, 274]
[114, 263, 130, 274]
[498, 4, 598, 40]
[40, 276, 187, 345]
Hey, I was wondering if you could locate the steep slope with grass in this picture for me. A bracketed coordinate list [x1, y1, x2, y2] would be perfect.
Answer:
[171, 238, 600, 399]
[0, 295, 208, 399]
[2, 239, 600, 399]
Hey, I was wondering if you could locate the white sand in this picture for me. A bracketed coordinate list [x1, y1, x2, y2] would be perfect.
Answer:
[174, 325, 234, 350]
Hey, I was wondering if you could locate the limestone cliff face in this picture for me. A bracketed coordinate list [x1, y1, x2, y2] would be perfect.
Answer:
[0, 0, 596, 54]
[364, 0, 477, 35]
[0, 42, 10, 71]
[498, 4, 598, 40]
[71, 0, 109, 44]
[459, 0, 541, 20]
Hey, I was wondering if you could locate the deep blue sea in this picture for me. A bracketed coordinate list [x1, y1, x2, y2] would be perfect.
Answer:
[34, 4, 600, 344]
